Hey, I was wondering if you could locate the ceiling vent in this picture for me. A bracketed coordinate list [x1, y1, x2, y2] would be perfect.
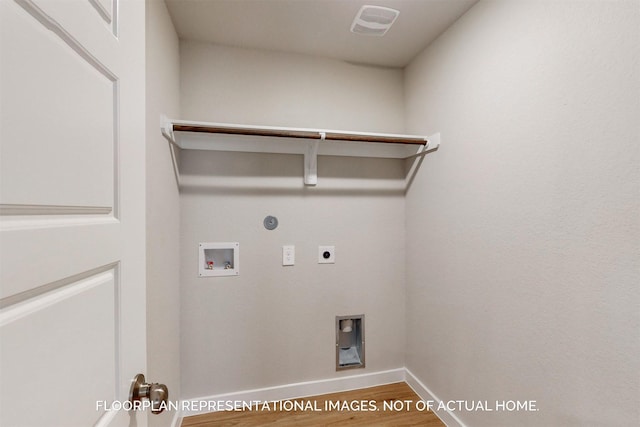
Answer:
[350, 5, 400, 36]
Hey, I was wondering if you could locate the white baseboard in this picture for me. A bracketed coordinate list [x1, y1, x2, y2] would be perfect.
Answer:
[170, 408, 182, 427]
[175, 367, 463, 427]
[404, 368, 466, 427]
[180, 368, 405, 418]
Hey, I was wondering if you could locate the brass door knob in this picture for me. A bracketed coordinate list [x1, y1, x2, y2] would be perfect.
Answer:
[129, 374, 169, 414]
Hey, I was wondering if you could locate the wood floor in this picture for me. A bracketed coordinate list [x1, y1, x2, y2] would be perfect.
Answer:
[181, 382, 445, 426]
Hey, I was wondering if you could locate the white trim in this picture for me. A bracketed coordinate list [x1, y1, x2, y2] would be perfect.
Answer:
[181, 368, 405, 418]
[0, 203, 112, 216]
[0, 215, 118, 232]
[170, 407, 183, 427]
[88, 0, 112, 24]
[93, 407, 118, 427]
[0, 270, 114, 326]
[175, 367, 463, 426]
[404, 368, 466, 427]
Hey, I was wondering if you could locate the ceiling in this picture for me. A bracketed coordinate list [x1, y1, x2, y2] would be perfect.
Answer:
[165, 0, 478, 68]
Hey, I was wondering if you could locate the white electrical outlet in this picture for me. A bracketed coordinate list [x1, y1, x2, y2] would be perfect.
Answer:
[318, 246, 335, 264]
[283, 245, 295, 266]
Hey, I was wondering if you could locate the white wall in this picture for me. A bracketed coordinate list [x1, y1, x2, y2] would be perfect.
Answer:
[404, 1, 640, 426]
[178, 44, 407, 398]
[145, 1, 181, 424]
[179, 40, 404, 133]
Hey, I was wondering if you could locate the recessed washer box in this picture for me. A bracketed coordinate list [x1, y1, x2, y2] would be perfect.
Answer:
[199, 242, 239, 277]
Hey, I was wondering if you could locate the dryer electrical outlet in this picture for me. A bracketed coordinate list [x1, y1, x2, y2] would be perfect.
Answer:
[318, 246, 335, 264]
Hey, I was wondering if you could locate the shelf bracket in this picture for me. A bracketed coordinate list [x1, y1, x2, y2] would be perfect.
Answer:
[425, 132, 440, 151]
[160, 115, 176, 146]
[405, 132, 440, 159]
[304, 132, 323, 186]
[160, 115, 181, 187]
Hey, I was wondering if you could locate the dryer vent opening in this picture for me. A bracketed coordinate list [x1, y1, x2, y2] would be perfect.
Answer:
[336, 314, 365, 370]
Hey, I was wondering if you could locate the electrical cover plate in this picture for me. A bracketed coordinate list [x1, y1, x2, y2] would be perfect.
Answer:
[283, 245, 295, 266]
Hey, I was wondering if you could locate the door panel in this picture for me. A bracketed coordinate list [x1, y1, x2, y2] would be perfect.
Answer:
[0, 223, 118, 299]
[0, 269, 117, 426]
[0, 0, 146, 425]
[1, 0, 116, 208]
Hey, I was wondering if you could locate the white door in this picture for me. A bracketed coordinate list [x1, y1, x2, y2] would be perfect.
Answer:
[0, 0, 146, 426]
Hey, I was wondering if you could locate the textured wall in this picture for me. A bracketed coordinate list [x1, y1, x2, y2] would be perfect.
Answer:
[145, 1, 181, 424]
[178, 44, 408, 398]
[404, 1, 640, 426]
[179, 40, 405, 133]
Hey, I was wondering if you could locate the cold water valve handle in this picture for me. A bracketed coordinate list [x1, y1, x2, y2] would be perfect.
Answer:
[129, 373, 169, 414]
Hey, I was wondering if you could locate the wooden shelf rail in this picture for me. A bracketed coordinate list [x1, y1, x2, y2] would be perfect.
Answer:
[172, 124, 428, 146]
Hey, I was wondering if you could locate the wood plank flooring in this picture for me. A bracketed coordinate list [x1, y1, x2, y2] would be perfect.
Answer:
[181, 382, 445, 426]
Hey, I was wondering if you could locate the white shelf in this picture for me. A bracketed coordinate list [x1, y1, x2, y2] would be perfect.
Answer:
[161, 116, 440, 186]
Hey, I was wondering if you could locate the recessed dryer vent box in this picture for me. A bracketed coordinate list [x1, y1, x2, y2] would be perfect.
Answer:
[199, 242, 239, 277]
[336, 314, 365, 370]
